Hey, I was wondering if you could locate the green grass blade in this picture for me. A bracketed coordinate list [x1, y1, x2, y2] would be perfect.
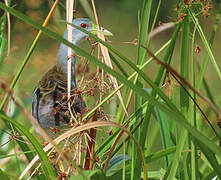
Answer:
[109, 52, 129, 78]
[191, 24, 198, 180]
[0, 125, 35, 163]
[145, 147, 176, 164]
[137, 0, 152, 65]
[134, 1, 153, 178]
[123, 142, 126, 180]
[168, 129, 188, 180]
[66, 24, 183, 114]
[0, 35, 7, 65]
[139, 22, 181, 153]
[115, 39, 171, 126]
[96, 103, 145, 156]
[0, 112, 56, 178]
[0, 151, 33, 159]
[168, 13, 190, 179]
[196, 4, 221, 89]
[188, 7, 221, 80]
[181, 14, 191, 180]
[0, 11, 7, 65]
[180, 15, 190, 111]
[115, 87, 129, 125]
[155, 107, 174, 167]
[0, 8, 47, 111]
[194, 138, 221, 179]
[202, 166, 221, 180]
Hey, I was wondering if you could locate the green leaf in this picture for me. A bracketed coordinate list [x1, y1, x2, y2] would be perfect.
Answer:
[0, 112, 56, 178]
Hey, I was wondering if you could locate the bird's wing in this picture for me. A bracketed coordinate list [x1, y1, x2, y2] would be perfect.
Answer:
[32, 86, 40, 122]
[32, 65, 87, 129]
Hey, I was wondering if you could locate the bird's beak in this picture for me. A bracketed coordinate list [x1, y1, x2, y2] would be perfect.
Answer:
[91, 22, 113, 36]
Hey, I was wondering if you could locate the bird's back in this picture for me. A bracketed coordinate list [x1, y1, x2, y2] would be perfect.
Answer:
[32, 65, 86, 131]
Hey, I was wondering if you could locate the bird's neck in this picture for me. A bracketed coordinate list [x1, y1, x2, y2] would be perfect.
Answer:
[56, 39, 80, 87]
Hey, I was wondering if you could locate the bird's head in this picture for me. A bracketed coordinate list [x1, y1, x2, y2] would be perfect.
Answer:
[64, 18, 113, 44]
[56, 18, 113, 82]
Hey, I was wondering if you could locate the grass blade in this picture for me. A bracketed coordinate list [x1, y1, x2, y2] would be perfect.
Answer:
[0, 112, 56, 178]
[188, 7, 221, 80]
[196, 4, 221, 90]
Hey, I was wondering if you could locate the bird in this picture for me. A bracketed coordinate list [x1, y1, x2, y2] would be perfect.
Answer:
[31, 18, 112, 135]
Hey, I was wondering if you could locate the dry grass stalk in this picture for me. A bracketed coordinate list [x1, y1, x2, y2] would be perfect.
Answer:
[91, 0, 128, 117]
[19, 121, 146, 179]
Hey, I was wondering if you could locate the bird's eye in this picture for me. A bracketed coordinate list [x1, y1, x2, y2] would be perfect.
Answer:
[80, 23, 87, 28]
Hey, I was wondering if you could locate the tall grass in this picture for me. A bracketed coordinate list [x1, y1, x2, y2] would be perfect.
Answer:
[0, 1, 221, 179]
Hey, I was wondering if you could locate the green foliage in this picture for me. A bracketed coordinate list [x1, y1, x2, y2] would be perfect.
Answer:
[0, 0, 220, 179]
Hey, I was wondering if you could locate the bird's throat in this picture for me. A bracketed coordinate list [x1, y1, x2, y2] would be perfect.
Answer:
[56, 43, 77, 87]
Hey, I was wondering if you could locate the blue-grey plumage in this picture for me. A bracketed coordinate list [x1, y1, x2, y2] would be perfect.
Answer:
[56, 18, 94, 87]
[32, 18, 93, 132]
[32, 18, 112, 134]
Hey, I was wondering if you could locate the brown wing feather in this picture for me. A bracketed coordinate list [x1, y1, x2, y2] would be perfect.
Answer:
[32, 65, 86, 129]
